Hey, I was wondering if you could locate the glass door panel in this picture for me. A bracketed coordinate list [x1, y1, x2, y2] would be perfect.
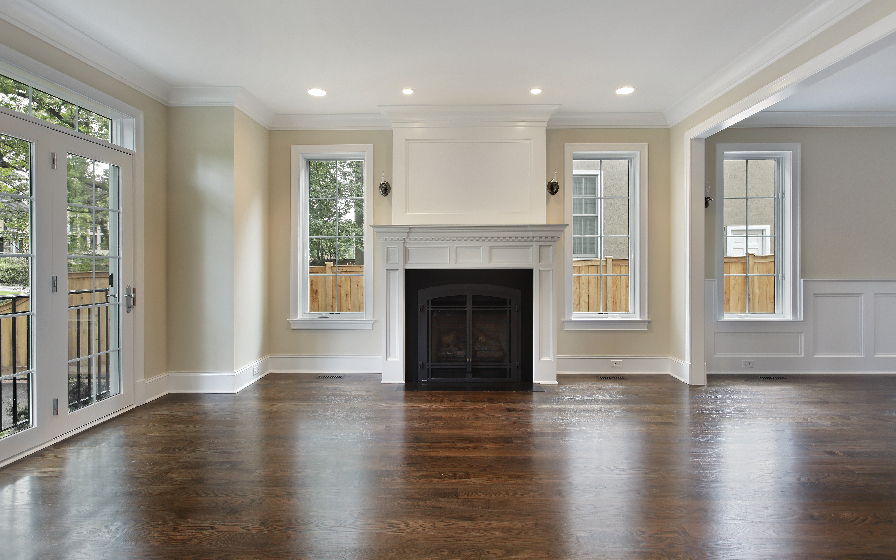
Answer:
[0, 133, 33, 439]
[67, 154, 120, 412]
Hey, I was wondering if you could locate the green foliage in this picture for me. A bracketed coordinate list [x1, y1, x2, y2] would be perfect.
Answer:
[308, 160, 365, 266]
[0, 257, 29, 287]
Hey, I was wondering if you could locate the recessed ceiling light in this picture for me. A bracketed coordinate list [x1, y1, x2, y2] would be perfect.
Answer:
[308, 88, 327, 97]
[616, 86, 635, 95]
[402, 88, 414, 95]
[530, 88, 543, 94]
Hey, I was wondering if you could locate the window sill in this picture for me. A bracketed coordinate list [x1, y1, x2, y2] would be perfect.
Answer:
[289, 318, 375, 330]
[563, 318, 650, 331]
[718, 315, 802, 323]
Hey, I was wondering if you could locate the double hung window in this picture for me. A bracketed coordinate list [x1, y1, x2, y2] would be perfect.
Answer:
[290, 145, 373, 329]
[716, 144, 800, 320]
[563, 144, 648, 329]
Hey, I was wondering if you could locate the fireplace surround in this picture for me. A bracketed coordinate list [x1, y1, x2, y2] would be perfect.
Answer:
[372, 224, 566, 384]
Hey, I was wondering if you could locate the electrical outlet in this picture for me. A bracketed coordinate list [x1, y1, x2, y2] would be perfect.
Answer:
[610, 360, 623, 368]
[742, 360, 754, 368]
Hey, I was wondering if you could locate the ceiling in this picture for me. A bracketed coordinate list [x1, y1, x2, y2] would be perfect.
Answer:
[0, 0, 889, 126]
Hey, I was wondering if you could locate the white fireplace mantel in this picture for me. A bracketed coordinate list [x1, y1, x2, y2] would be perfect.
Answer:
[372, 224, 567, 384]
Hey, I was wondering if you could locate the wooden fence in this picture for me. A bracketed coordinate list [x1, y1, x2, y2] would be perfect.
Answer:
[0, 272, 112, 376]
[724, 254, 775, 313]
[573, 258, 630, 313]
[309, 263, 364, 313]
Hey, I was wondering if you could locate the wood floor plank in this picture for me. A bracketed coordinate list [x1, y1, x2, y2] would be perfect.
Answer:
[2, 373, 895, 559]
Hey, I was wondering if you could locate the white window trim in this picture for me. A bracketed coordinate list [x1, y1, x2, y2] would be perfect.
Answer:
[715, 143, 801, 322]
[562, 143, 649, 331]
[289, 145, 374, 330]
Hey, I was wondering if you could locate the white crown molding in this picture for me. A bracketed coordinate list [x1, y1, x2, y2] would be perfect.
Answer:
[371, 224, 568, 243]
[169, 86, 275, 128]
[271, 113, 392, 130]
[664, 0, 872, 126]
[0, 0, 172, 104]
[548, 112, 669, 128]
[735, 111, 896, 127]
[380, 104, 560, 127]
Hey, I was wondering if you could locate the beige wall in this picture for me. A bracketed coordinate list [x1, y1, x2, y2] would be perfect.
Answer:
[267, 130, 392, 357]
[167, 106, 235, 373]
[234, 109, 270, 368]
[0, 19, 169, 382]
[547, 129, 672, 358]
[706, 127, 896, 280]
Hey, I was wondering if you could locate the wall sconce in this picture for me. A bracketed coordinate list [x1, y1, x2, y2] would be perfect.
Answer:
[547, 171, 560, 196]
[379, 172, 391, 197]
[705, 184, 713, 208]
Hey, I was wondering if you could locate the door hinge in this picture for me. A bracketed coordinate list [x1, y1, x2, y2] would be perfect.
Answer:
[51, 275, 57, 293]
[52, 398, 58, 416]
[51, 152, 57, 169]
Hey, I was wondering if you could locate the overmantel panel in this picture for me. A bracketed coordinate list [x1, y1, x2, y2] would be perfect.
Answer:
[390, 125, 549, 225]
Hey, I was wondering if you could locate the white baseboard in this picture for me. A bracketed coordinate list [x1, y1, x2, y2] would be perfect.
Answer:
[135, 372, 169, 404]
[669, 358, 689, 383]
[557, 355, 674, 376]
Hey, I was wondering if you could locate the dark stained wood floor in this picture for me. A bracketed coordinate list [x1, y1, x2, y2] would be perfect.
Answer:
[2, 373, 895, 559]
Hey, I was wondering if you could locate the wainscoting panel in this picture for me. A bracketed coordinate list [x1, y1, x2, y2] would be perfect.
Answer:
[705, 280, 896, 374]
[874, 293, 896, 357]
[813, 294, 864, 357]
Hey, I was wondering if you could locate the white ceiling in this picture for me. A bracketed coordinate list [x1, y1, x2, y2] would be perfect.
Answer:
[0, 0, 887, 126]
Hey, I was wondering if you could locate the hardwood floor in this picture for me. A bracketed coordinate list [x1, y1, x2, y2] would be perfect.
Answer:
[2, 373, 895, 559]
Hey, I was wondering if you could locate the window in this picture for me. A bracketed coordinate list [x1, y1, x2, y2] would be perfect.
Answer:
[0, 59, 135, 149]
[716, 144, 800, 320]
[563, 144, 648, 330]
[289, 145, 374, 329]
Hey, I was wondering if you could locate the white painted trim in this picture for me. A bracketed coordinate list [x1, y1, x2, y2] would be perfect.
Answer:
[664, 0, 873, 125]
[167, 357, 270, 394]
[135, 372, 169, 405]
[735, 111, 896, 127]
[548, 112, 669, 129]
[169, 87, 275, 129]
[562, 319, 650, 331]
[288, 319, 375, 330]
[272, 113, 391, 130]
[669, 358, 690, 383]
[380, 104, 559, 127]
[557, 356, 673, 375]
[0, 0, 172, 104]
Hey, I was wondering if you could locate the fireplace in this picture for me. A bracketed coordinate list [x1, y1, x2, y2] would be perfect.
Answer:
[406, 269, 532, 383]
[372, 224, 566, 384]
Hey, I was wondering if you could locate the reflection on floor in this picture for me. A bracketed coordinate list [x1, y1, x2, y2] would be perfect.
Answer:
[2, 373, 895, 559]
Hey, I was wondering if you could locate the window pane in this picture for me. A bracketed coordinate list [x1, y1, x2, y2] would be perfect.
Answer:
[747, 159, 776, 197]
[336, 160, 364, 197]
[572, 175, 597, 196]
[32, 89, 76, 130]
[67, 208, 93, 255]
[308, 238, 337, 267]
[748, 274, 776, 313]
[601, 160, 629, 197]
[573, 216, 597, 236]
[723, 198, 746, 230]
[0, 256, 30, 295]
[0, 134, 32, 197]
[67, 155, 94, 205]
[604, 237, 629, 260]
[78, 109, 112, 143]
[747, 198, 775, 234]
[0, 75, 29, 113]
[724, 269, 747, 314]
[724, 159, 747, 197]
[573, 197, 596, 215]
[308, 160, 337, 198]
[309, 199, 337, 236]
[0, 197, 31, 254]
[602, 199, 628, 235]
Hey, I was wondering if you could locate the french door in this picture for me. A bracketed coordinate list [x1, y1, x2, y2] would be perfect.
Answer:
[0, 110, 134, 465]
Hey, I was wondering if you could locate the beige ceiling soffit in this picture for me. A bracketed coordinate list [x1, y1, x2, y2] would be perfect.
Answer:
[0, 0, 172, 105]
[734, 111, 896, 127]
[664, 0, 873, 126]
[169, 87, 275, 129]
[380, 105, 560, 128]
[271, 113, 392, 130]
[547, 112, 669, 129]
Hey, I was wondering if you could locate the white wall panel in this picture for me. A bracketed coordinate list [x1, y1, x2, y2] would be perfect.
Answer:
[813, 294, 863, 357]
[873, 293, 896, 356]
[714, 332, 802, 356]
